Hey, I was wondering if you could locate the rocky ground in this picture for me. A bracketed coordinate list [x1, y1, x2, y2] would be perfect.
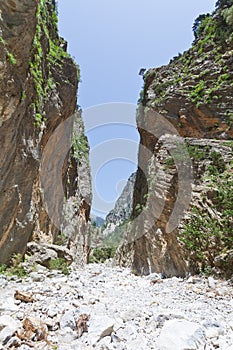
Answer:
[0, 261, 233, 350]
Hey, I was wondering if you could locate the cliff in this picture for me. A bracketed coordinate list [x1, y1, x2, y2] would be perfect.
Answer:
[115, 0, 233, 277]
[100, 172, 136, 249]
[105, 172, 136, 225]
[0, 0, 91, 264]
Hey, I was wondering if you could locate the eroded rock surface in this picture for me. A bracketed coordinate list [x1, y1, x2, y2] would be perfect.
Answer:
[116, 2, 233, 277]
[0, 0, 91, 264]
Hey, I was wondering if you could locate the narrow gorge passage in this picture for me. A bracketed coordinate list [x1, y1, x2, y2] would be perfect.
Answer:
[1, 0, 233, 349]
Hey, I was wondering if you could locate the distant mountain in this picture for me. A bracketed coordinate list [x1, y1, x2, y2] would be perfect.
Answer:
[106, 172, 136, 225]
[91, 215, 105, 227]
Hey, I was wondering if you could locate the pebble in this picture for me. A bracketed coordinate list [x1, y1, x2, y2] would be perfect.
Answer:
[208, 276, 216, 289]
[29, 272, 45, 282]
[0, 262, 232, 349]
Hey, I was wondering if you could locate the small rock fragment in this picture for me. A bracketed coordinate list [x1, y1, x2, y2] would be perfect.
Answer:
[14, 290, 35, 303]
[17, 316, 48, 342]
[75, 313, 90, 338]
[208, 276, 216, 289]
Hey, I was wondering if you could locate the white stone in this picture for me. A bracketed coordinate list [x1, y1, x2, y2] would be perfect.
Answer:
[121, 306, 142, 321]
[59, 309, 78, 330]
[0, 315, 21, 344]
[126, 334, 148, 350]
[205, 327, 219, 339]
[97, 335, 112, 346]
[58, 327, 77, 344]
[208, 276, 216, 289]
[156, 319, 205, 350]
[202, 320, 224, 337]
[0, 297, 18, 312]
[88, 315, 115, 344]
[47, 307, 57, 318]
[30, 272, 45, 282]
[216, 287, 229, 296]
[0, 277, 7, 288]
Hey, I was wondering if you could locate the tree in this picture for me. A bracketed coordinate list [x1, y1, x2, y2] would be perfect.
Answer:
[222, 5, 233, 25]
[216, 0, 233, 9]
[192, 14, 210, 40]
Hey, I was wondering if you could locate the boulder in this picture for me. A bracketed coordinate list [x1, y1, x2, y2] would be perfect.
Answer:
[26, 242, 73, 268]
[156, 319, 206, 350]
[0, 315, 21, 345]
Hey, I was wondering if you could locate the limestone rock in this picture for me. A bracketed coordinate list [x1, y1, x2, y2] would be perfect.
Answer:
[105, 172, 136, 225]
[0, 0, 91, 265]
[0, 263, 232, 349]
[88, 315, 115, 344]
[115, 2, 233, 278]
[156, 319, 206, 350]
[208, 276, 216, 289]
[26, 242, 73, 267]
[0, 315, 21, 345]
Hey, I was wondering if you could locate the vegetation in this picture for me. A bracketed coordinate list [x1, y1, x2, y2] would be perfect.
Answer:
[139, 1, 233, 110]
[72, 132, 89, 161]
[187, 145, 210, 161]
[71, 114, 90, 162]
[55, 232, 67, 246]
[179, 150, 233, 275]
[30, 0, 56, 127]
[48, 258, 69, 275]
[0, 254, 28, 278]
[192, 1, 233, 45]
[0, 35, 17, 65]
[30, 0, 79, 127]
[89, 246, 117, 263]
[88, 219, 129, 264]
[7, 52, 17, 65]
[103, 221, 128, 247]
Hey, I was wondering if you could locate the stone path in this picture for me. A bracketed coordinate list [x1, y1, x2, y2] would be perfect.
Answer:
[0, 262, 233, 349]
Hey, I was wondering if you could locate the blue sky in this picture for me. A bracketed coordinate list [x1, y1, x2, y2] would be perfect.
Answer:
[57, 0, 215, 217]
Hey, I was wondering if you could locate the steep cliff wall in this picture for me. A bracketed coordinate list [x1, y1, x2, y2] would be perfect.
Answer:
[106, 172, 136, 225]
[0, 0, 91, 264]
[116, 1, 233, 277]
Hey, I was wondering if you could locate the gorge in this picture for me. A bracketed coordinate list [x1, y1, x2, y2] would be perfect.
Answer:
[0, 0, 233, 279]
[0, 0, 233, 349]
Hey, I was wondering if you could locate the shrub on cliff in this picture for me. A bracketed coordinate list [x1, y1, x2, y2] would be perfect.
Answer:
[216, 0, 233, 10]
[179, 161, 233, 276]
[192, 1, 233, 45]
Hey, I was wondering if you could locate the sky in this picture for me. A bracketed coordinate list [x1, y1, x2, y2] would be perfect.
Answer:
[57, 0, 215, 218]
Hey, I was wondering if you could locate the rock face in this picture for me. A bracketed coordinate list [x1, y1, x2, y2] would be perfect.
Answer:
[100, 172, 136, 248]
[106, 172, 136, 225]
[0, 1, 91, 264]
[139, 2, 233, 140]
[116, 1, 233, 277]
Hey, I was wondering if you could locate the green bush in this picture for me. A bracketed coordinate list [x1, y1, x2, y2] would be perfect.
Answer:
[0, 254, 28, 278]
[179, 163, 233, 273]
[55, 232, 67, 246]
[89, 247, 117, 263]
[0, 264, 7, 274]
[179, 207, 224, 268]
[187, 145, 209, 161]
[48, 258, 69, 275]
[222, 5, 233, 25]
[208, 151, 226, 175]
[193, 14, 211, 40]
